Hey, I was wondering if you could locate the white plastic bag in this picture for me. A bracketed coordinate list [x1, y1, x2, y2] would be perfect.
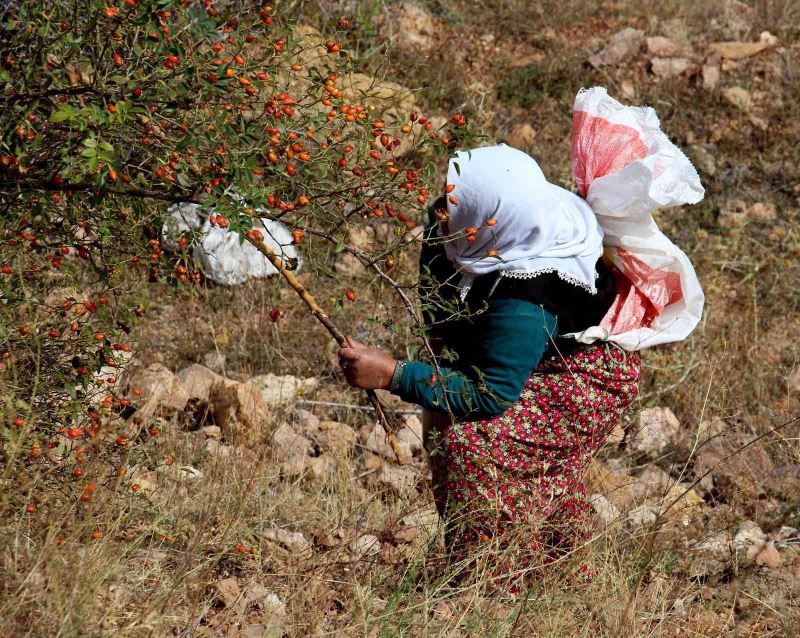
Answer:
[567, 87, 705, 351]
[162, 203, 301, 286]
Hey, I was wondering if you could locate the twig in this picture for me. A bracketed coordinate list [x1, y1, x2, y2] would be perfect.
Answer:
[246, 236, 409, 464]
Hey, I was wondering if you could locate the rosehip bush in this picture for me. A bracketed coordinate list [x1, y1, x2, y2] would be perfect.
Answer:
[0, 0, 471, 518]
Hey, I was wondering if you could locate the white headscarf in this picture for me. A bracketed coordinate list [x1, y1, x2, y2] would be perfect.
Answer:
[442, 144, 604, 298]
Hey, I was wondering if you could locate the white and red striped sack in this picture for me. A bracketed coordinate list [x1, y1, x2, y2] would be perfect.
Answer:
[567, 87, 705, 351]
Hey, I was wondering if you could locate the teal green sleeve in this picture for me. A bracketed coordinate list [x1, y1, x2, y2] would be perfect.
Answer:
[395, 299, 557, 420]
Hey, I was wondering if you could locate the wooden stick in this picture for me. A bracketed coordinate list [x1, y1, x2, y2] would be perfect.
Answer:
[246, 236, 409, 464]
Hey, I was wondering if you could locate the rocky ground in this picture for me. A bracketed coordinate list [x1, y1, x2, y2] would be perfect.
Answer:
[4, 1, 800, 636]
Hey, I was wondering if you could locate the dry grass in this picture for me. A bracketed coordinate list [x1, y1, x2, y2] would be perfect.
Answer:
[3, 0, 800, 636]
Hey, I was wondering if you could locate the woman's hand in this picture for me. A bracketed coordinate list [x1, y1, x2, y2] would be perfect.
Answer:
[338, 339, 397, 391]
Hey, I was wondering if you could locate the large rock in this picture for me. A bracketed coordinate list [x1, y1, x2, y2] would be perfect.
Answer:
[209, 379, 271, 442]
[177, 363, 223, 402]
[688, 532, 733, 579]
[250, 373, 318, 407]
[125, 363, 189, 416]
[588, 28, 643, 68]
[376, 3, 438, 54]
[397, 415, 424, 456]
[646, 36, 682, 57]
[628, 407, 681, 455]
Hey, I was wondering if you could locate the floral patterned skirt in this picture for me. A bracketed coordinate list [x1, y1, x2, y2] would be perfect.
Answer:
[426, 342, 640, 578]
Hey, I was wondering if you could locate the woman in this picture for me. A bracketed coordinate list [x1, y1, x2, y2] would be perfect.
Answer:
[337, 145, 641, 579]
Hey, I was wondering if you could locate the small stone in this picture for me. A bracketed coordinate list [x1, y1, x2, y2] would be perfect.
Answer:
[376, 464, 418, 491]
[627, 504, 659, 528]
[399, 507, 440, 537]
[774, 526, 799, 543]
[629, 464, 674, 500]
[213, 577, 241, 607]
[707, 39, 774, 60]
[271, 422, 313, 477]
[349, 534, 381, 560]
[689, 532, 732, 579]
[376, 3, 438, 54]
[361, 421, 412, 461]
[195, 425, 222, 441]
[628, 407, 681, 455]
[202, 350, 226, 373]
[209, 379, 271, 443]
[590, 493, 620, 526]
[690, 145, 717, 176]
[620, 80, 636, 99]
[722, 86, 753, 111]
[759, 31, 778, 47]
[293, 409, 321, 435]
[506, 123, 537, 151]
[177, 364, 223, 402]
[250, 373, 318, 407]
[588, 28, 644, 68]
[646, 36, 681, 57]
[124, 363, 189, 415]
[308, 454, 336, 479]
[749, 542, 782, 568]
[261, 528, 312, 557]
[734, 520, 767, 547]
[748, 202, 777, 222]
[651, 57, 694, 78]
[702, 63, 721, 90]
[397, 415, 424, 455]
[316, 420, 356, 454]
[334, 252, 364, 277]
[392, 526, 420, 544]
[789, 367, 800, 393]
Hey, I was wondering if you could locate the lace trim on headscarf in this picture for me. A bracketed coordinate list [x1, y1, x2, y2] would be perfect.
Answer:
[459, 267, 598, 301]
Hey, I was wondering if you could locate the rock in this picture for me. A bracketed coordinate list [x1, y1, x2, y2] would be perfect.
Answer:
[377, 464, 418, 491]
[759, 30, 779, 47]
[361, 421, 412, 461]
[400, 507, 440, 537]
[722, 86, 752, 111]
[308, 454, 336, 480]
[124, 363, 189, 415]
[693, 435, 774, 502]
[245, 584, 286, 614]
[646, 36, 681, 57]
[293, 408, 321, 436]
[590, 493, 620, 526]
[630, 465, 674, 501]
[334, 252, 364, 277]
[620, 80, 636, 100]
[202, 350, 226, 373]
[261, 528, 312, 557]
[204, 438, 233, 458]
[349, 534, 381, 560]
[702, 63, 721, 90]
[588, 28, 644, 68]
[718, 199, 748, 228]
[628, 407, 681, 455]
[177, 364, 223, 402]
[213, 577, 241, 607]
[506, 123, 537, 151]
[659, 483, 706, 523]
[690, 145, 717, 176]
[195, 425, 222, 441]
[734, 520, 767, 547]
[748, 542, 782, 568]
[392, 526, 420, 544]
[315, 420, 356, 454]
[271, 422, 313, 476]
[689, 532, 732, 579]
[748, 202, 777, 222]
[708, 32, 778, 60]
[250, 373, 318, 407]
[209, 379, 271, 442]
[651, 57, 694, 78]
[376, 3, 437, 54]
[773, 526, 799, 544]
[397, 415, 424, 455]
[789, 367, 800, 393]
[627, 504, 659, 529]
[585, 459, 637, 507]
